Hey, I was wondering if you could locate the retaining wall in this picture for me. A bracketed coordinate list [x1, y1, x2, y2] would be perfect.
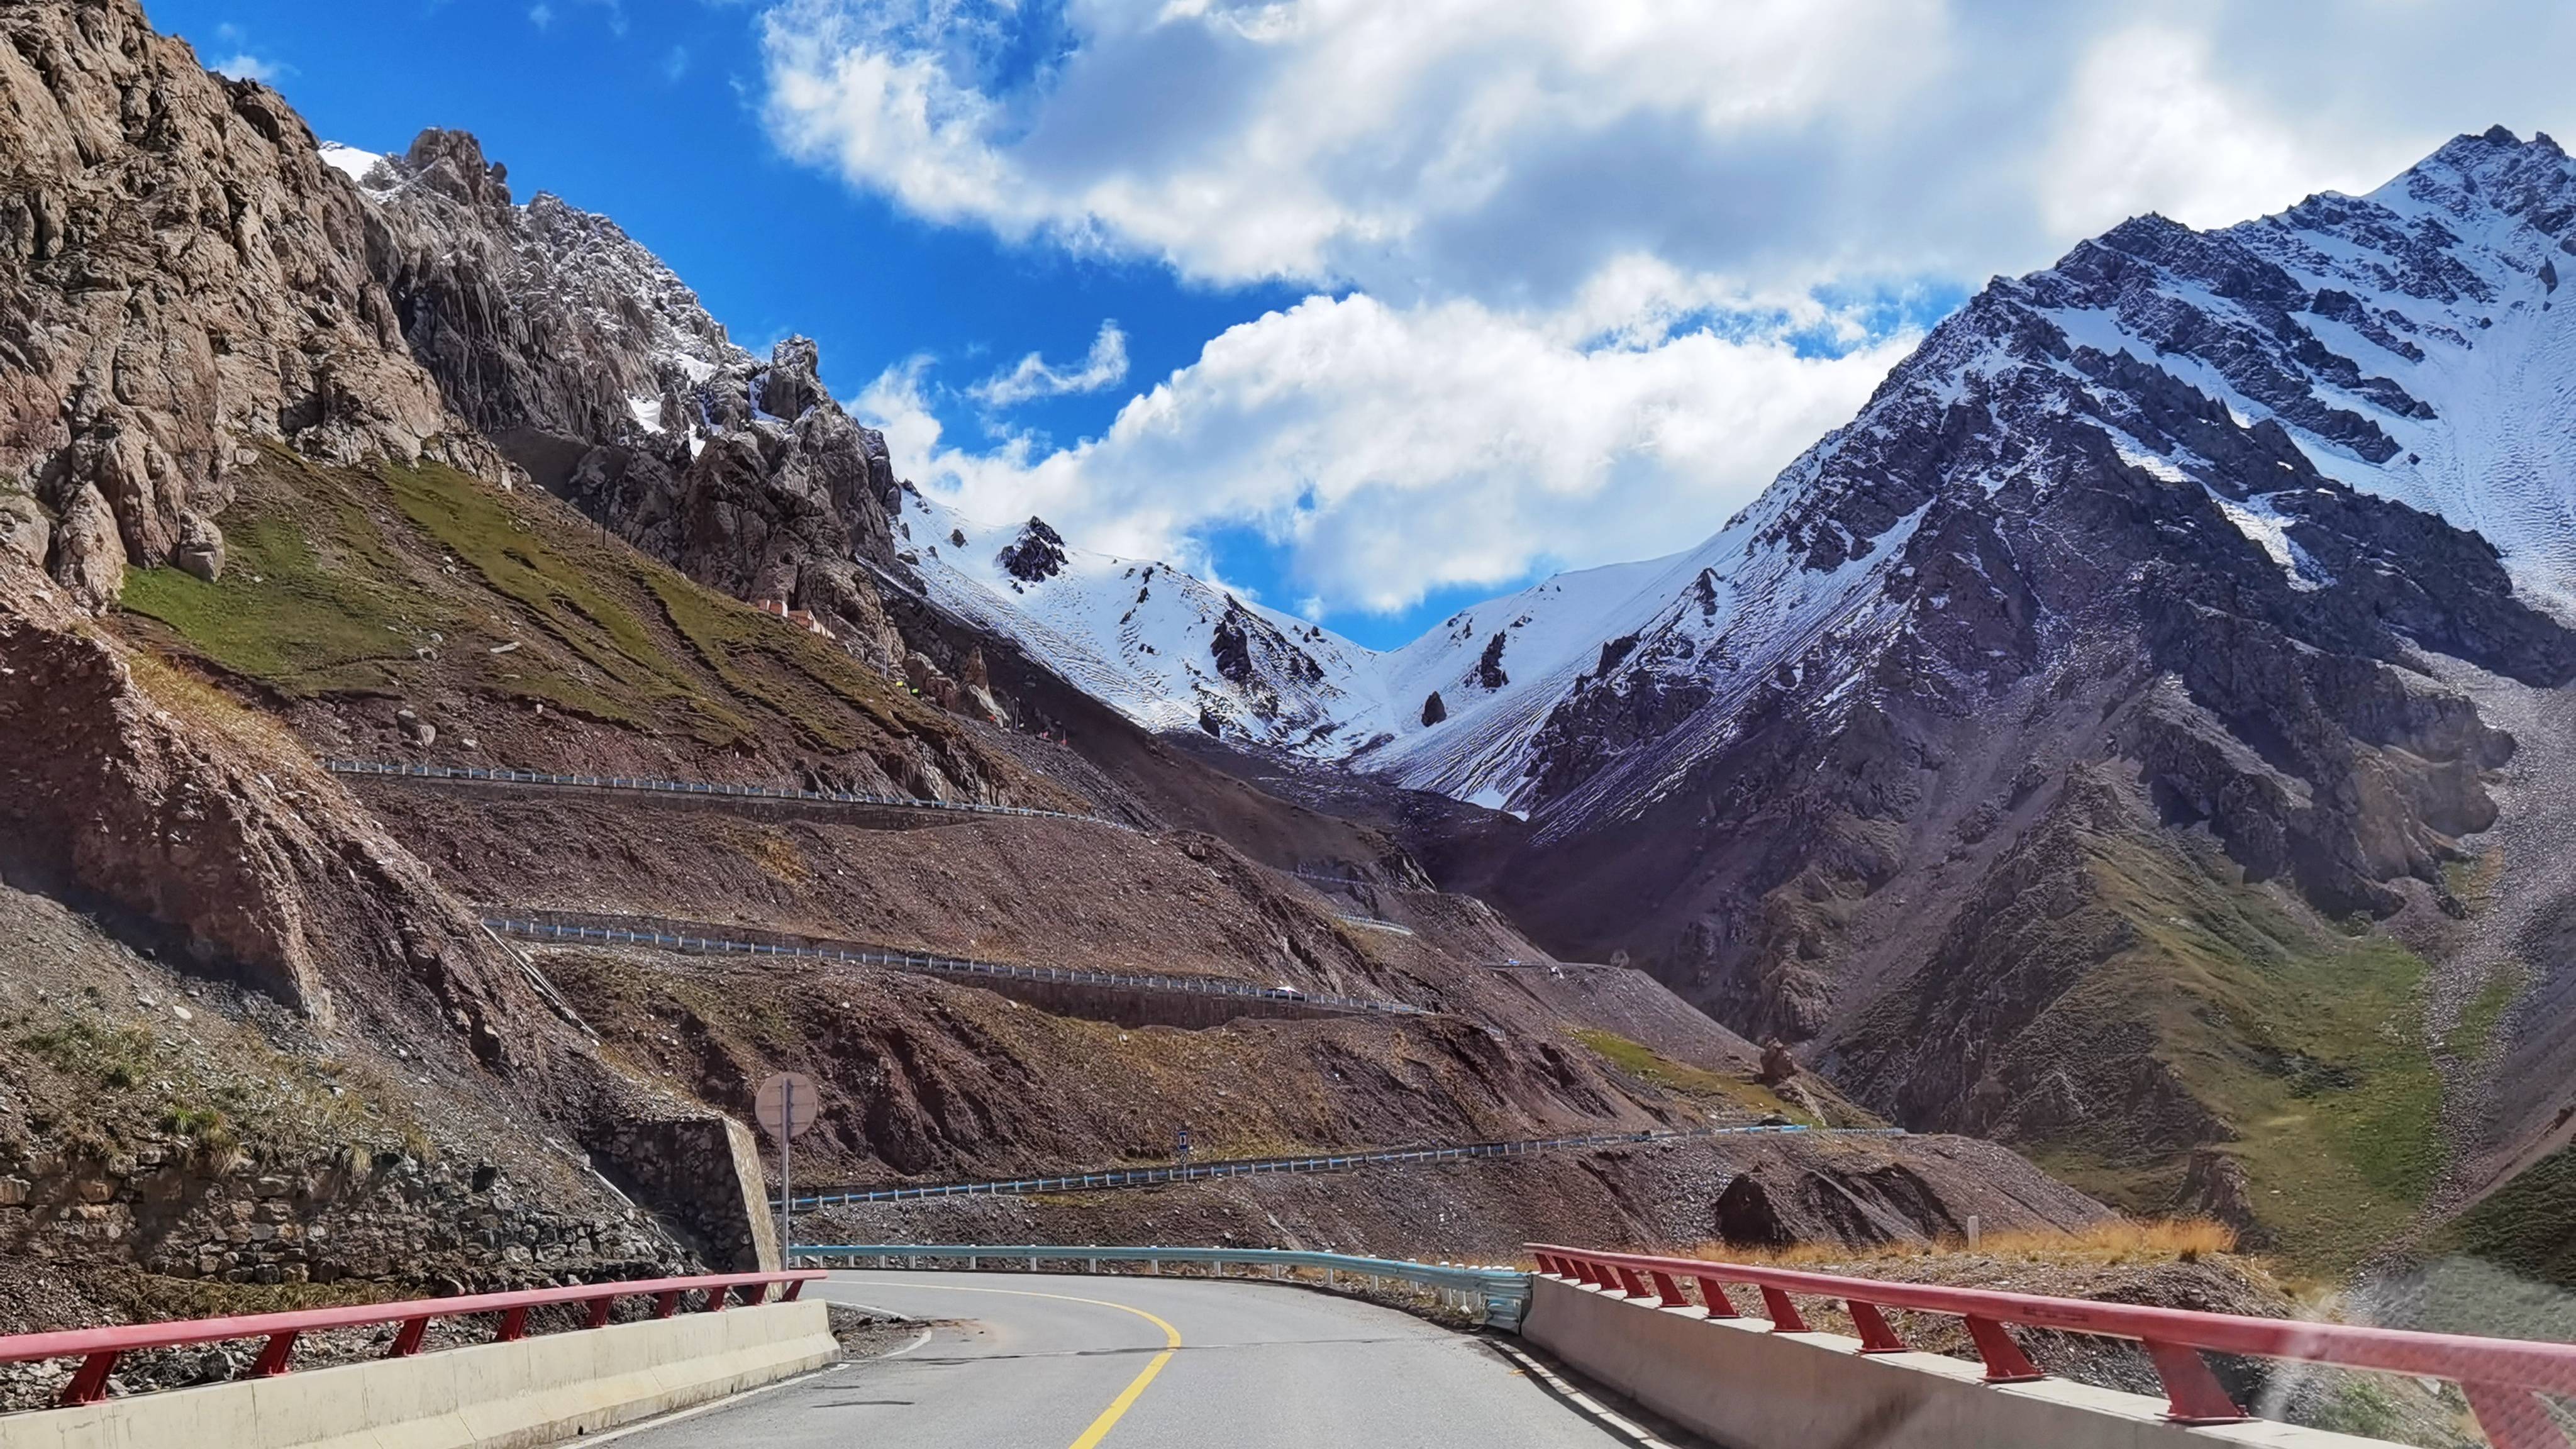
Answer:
[588, 1117, 779, 1273]
[0, 1300, 835, 1449]
[1521, 1275, 2400, 1449]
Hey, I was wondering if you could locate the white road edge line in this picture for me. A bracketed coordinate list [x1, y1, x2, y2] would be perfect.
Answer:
[572, 1306, 934, 1446]
[1486, 1338, 1679, 1449]
[572, 1360, 851, 1446]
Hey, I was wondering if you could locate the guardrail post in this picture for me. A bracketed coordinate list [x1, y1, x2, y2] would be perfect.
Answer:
[1692, 1276, 1740, 1318]
[585, 1297, 614, 1329]
[1615, 1266, 1652, 1299]
[387, 1318, 431, 1357]
[1757, 1287, 1809, 1332]
[1649, 1270, 1691, 1309]
[494, 1308, 529, 1344]
[252, 1330, 301, 1376]
[59, 1350, 119, 1406]
[2143, 1340, 2243, 1424]
[1963, 1316, 2044, 1382]
[2463, 1381, 2568, 1449]
[1848, 1301, 1906, 1354]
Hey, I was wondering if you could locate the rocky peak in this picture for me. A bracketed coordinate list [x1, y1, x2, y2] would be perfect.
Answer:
[396, 127, 513, 213]
[332, 128, 909, 654]
[997, 517, 1070, 582]
[759, 336, 826, 421]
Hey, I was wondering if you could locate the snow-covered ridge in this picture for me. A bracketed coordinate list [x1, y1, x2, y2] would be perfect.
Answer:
[904, 128, 2576, 827]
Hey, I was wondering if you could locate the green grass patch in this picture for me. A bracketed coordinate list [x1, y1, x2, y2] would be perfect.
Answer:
[2428, 1142, 2576, 1289]
[18, 1018, 162, 1091]
[120, 476, 428, 696]
[379, 459, 735, 736]
[2053, 830, 2443, 1274]
[1568, 1027, 1809, 1119]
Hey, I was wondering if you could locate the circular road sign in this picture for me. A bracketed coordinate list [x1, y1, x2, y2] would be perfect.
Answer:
[755, 1072, 821, 1140]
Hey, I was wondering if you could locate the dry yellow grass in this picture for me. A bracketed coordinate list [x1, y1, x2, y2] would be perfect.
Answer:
[1685, 1217, 2240, 1270]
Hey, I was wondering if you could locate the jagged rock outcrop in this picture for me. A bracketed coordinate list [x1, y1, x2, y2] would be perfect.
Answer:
[0, 1, 499, 610]
[0, 491, 45, 568]
[341, 130, 911, 660]
[997, 516, 1069, 583]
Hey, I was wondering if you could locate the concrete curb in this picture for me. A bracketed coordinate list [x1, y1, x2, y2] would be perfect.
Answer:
[1521, 1275, 2407, 1449]
[0, 1301, 836, 1449]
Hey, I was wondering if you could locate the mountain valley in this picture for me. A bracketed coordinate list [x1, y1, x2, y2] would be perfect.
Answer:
[4, 0, 2576, 1382]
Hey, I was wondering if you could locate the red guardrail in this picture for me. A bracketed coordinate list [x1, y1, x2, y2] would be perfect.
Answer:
[1531, 1245, 2576, 1449]
[0, 1269, 824, 1409]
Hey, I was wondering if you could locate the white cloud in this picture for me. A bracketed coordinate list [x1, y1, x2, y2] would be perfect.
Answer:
[2041, 25, 2411, 236]
[779, 0, 2576, 625]
[209, 52, 289, 83]
[762, 0, 2576, 301]
[528, 4, 553, 30]
[863, 291, 1911, 616]
[967, 321, 1130, 408]
[763, 0, 1955, 295]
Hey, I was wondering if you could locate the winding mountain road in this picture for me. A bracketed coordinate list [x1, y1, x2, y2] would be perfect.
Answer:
[602, 1270, 1650, 1448]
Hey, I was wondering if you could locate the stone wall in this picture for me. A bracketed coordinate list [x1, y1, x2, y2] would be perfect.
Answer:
[587, 1117, 779, 1272]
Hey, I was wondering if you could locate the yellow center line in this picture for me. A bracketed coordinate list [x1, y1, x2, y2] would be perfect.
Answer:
[852, 1280, 1182, 1449]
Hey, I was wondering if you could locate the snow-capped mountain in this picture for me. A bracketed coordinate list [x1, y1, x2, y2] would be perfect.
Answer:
[918, 128, 2576, 839]
[1487, 124, 2576, 833]
[894, 491, 1382, 745]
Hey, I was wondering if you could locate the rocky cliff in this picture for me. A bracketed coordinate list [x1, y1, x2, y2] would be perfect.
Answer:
[343, 131, 913, 662]
[0, 0, 497, 611]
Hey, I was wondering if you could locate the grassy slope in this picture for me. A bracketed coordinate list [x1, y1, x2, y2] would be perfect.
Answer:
[1568, 1026, 1885, 1127]
[2431, 1143, 2576, 1289]
[117, 448, 1045, 794]
[2028, 828, 2441, 1277]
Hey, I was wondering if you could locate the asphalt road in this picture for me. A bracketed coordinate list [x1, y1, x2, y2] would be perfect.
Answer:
[602, 1270, 1640, 1448]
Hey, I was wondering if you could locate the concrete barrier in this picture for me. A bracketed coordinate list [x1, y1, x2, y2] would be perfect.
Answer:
[0, 1300, 836, 1449]
[1521, 1275, 2402, 1449]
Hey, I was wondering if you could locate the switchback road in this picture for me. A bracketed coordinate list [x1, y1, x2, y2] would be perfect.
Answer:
[604, 1270, 1649, 1448]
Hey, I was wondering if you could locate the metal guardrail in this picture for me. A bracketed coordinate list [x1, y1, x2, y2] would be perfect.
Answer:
[0, 1269, 824, 1409]
[483, 916, 1422, 1018]
[1333, 913, 1416, 936]
[804, 1245, 1531, 1331]
[782, 1123, 1898, 1209]
[1535, 1244, 2576, 1445]
[323, 758, 1129, 831]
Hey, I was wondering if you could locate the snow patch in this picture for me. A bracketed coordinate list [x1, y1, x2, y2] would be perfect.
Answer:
[318, 142, 386, 188]
[2209, 489, 2329, 591]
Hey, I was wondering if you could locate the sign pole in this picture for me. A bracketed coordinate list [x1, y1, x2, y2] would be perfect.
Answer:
[780, 1077, 794, 1267]
[754, 1071, 819, 1274]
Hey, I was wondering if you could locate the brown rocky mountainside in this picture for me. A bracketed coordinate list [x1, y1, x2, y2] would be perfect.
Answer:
[1352, 135, 2576, 1294]
[0, 0, 2118, 1352]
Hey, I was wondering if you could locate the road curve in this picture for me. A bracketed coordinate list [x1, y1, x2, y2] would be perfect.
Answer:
[606, 1269, 1638, 1448]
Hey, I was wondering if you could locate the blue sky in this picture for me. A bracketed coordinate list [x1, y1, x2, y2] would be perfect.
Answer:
[152, 0, 2576, 648]
[149, 0, 1282, 486]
